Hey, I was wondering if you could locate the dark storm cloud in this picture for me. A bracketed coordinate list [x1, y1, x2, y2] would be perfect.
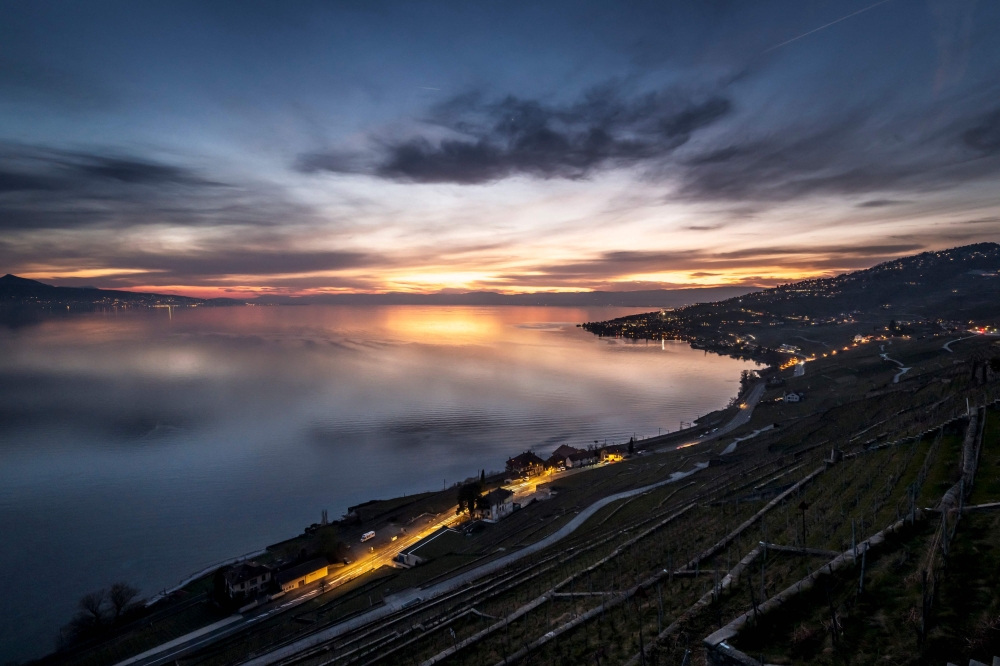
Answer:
[0, 146, 300, 230]
[298, 85, 733, 184]
[298, 78, 1000, 207]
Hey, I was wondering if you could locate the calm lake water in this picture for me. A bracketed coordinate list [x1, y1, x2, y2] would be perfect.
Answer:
[0, 305, 757, 661]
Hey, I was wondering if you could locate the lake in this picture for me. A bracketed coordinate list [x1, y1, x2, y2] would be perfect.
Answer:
[0, 305, 757, 661]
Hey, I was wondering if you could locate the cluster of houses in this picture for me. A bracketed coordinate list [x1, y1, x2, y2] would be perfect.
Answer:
[223, 556, 331, 604]
[505, 442, 630, 479]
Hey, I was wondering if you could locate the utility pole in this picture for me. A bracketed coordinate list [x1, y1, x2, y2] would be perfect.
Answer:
[798, 500, 810, 546]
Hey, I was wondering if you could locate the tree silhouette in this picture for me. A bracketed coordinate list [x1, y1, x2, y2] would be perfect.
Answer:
[78, 589, 107, 627]
[109, 582, 140, 623]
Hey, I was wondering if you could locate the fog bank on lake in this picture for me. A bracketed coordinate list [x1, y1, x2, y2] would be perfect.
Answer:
[0, 305, 757, 661]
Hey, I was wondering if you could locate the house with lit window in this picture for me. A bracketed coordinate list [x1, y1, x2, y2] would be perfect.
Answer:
[506, 451, 545, 477]
[600, 444, 628, 462]
[546, 445, 582, 469]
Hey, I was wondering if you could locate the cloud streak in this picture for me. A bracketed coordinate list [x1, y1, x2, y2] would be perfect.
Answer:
[0, 145, 309, 231]
[675, 104, 1000, 203]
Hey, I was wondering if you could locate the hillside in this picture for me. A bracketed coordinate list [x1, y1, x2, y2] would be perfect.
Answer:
[0, 274, 242, 309]
[583, 243, 1000, 362]
[710, 242, 1000, 321]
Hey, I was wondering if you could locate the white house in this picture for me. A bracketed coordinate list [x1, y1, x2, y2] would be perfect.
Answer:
[475, 488, 514, 523]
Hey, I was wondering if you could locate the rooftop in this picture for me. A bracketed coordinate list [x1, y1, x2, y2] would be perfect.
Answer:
[274, 557, 329, 584]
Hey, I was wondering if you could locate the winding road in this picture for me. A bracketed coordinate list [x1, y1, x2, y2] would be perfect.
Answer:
[943, 334, 979, 352]
[879, 343, 911, 383]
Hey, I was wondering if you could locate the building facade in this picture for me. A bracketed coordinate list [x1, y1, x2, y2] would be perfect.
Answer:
[475, 487, 515, 522]
[224, 562, 272, 599]
[506, 451, 545, 477]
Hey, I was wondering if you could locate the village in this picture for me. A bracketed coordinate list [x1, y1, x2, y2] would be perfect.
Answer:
[215, 441, 637, 612]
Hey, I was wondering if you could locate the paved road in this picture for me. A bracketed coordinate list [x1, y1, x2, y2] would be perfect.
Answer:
[116, 512, 464, 666]
[718, 383, 766, 436]
[240, 464, 709, 666]
[673, 382, 766, 449]
[879, 343, 911, 384]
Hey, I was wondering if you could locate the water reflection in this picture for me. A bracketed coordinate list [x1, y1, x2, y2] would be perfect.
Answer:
[0, 305, 757, 661]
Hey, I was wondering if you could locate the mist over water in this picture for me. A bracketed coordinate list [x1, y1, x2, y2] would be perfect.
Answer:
[0, 305, 757, 661]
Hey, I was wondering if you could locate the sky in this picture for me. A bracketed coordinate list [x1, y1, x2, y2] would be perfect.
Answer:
[1, 0, 998, 297]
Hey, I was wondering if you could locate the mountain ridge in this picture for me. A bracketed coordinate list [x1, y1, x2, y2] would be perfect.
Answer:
[0, 275, 760, 309]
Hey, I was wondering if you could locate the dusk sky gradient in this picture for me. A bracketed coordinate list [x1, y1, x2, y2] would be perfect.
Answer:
[1, 0, 998, 296]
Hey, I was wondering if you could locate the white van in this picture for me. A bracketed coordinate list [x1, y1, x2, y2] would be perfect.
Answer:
[361, 531, 375, 542]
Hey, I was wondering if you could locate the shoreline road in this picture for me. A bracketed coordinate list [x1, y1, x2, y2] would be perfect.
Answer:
[714, 382, 765, 437]
[117, 512, 464, 666]
[239, 464, 709, 666]
[672, 382, 766, 450]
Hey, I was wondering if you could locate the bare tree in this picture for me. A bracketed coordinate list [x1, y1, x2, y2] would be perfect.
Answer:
[108, 582, 140, 623]
[78, 589, 107, 627]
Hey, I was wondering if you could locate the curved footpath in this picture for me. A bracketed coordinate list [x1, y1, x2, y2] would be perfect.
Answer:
[943, 334, 979, 352]
[879, 343, 911, 384]
[242, 463, 709, 666]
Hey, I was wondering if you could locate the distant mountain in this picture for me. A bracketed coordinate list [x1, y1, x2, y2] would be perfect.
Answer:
[0, 274, 241, 308]
[0, 275, 760, 311]
[251, 286, 760, 307]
